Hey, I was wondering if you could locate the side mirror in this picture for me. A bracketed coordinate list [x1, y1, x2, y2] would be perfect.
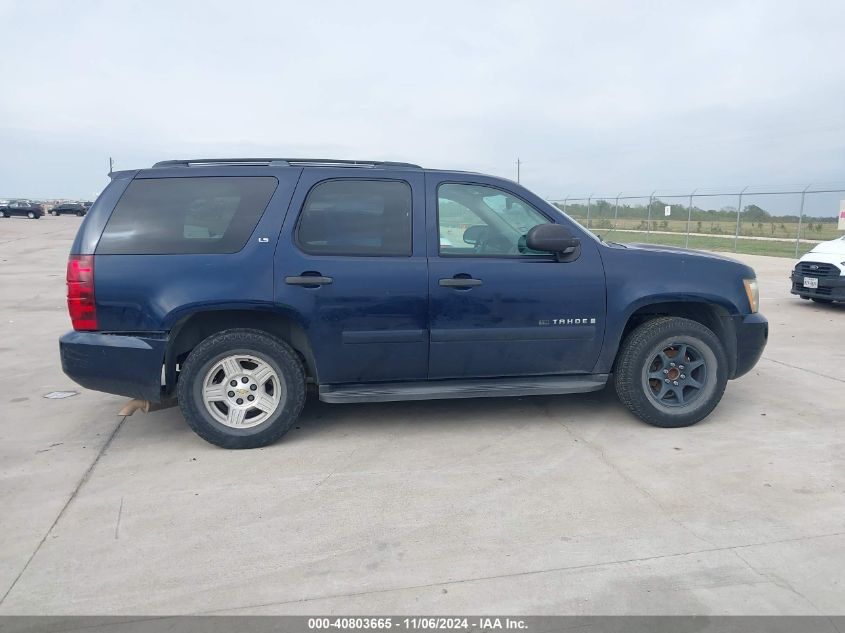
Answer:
[526, 224, 580, 260]
[463, 225, 488, 246]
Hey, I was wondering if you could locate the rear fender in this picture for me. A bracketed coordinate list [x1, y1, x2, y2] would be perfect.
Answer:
[164, 304, 316, 393]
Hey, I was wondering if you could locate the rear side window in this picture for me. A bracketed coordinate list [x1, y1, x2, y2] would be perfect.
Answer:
[296, 179, 412, 256]
[97, 176, 277, 255]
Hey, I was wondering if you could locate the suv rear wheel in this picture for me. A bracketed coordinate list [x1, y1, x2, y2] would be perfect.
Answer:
[177, 329, 306, 448]
[614, 317, 728, 428]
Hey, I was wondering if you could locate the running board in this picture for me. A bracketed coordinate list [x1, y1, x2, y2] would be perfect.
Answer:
[319, 374, 609, 404]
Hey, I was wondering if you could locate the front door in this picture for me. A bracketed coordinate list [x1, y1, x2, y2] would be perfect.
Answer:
[275, 169, 428, 384]
[426, 175, 606, 379]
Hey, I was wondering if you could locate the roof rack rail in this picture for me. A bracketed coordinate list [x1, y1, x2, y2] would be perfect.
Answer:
[151, 158, 422, 169]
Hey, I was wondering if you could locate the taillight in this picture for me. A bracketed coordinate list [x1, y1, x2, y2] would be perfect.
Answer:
[67, 254, 97, 330]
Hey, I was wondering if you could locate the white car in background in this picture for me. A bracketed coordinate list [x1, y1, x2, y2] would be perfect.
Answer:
[791, 235, 845, 304]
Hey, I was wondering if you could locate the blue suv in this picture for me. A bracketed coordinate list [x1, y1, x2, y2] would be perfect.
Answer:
[60, 158, 768, 448]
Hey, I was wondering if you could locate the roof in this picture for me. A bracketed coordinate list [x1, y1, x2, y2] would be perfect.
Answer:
[151, 158, 422, 170]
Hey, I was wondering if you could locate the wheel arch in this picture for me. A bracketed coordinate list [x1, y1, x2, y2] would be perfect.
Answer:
[603, 298, 738, 378]
[164, 306, 317, 395]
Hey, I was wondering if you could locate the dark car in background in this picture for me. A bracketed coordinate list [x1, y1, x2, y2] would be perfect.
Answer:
[51, 202, 88, 217]
[0, 200, 44, 219]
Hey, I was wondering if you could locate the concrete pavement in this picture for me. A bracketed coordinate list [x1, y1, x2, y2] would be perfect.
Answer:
[1, 216, 843, 615]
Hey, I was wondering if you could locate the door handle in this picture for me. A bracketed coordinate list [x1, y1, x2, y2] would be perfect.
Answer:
[285, 275, 333, 286]
[439, 277, 482, 288]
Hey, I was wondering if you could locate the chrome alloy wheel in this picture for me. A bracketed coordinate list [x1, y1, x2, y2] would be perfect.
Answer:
[202, 354, 284, 429]
[643, 342, 708, 408]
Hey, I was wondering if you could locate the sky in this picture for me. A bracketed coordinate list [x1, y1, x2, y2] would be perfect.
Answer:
[1, 0, 844, 215]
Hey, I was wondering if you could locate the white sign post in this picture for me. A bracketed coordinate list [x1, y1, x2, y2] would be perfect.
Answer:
[664, 205, 671, 217]
[839, 200, 845, 231]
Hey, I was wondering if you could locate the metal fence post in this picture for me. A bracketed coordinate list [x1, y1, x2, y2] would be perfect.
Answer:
[685, 188, 698, 248]
[733, 185, 748, 252]
[646, 191, 655, 236]
[586, 195, 592, 228]
[562, 197, 569, 216]
[794, 184, 811, 258]
[614, 192, 621, 231]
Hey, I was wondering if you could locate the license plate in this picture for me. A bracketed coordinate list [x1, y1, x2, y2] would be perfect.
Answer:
[803, 277, 819, 289]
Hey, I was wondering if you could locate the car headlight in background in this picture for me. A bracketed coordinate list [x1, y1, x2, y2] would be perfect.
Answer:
[743, 278, 759, 313]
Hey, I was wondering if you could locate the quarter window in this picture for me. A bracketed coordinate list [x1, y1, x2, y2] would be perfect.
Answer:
[97, 176, 278, 255]
[297, 179, 412, 256]
[438, 183, 551, 256]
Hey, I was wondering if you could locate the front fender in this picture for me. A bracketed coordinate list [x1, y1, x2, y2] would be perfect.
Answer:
[594, 245, 754, 374]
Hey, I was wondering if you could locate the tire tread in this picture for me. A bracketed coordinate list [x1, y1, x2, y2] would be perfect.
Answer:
[176, 328, 306, 448]
[614, 316, 727, 428]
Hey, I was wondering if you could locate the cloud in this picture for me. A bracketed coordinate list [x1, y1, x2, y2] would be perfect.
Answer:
[1, 0, 843, 214]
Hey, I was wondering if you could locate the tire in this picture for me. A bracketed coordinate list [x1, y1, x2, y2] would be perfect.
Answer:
[614, 317, 728, 428]
[27, 211, 35, 219]
[51, 210, 58, 216]
[811, 298, 833, 304]
[177, 329, 307, 449]
[0, 210, 6, 218]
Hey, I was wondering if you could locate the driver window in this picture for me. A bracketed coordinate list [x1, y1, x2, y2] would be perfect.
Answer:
[437, 183, 551, 257]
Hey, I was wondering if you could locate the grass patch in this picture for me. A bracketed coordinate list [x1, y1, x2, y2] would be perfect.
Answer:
[565, 214, 841, 241]
[592, 229, 815, 258]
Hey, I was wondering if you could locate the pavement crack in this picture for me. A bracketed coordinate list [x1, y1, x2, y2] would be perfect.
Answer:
[731, 548, 822, 614]
[314, 449, 357, 491]
[537, 401, 717, 549]
[0, 415, 128, 607]
[761, 356, 845, 384]
[196, 530, 845, 614]
[114, 497, 125, 540]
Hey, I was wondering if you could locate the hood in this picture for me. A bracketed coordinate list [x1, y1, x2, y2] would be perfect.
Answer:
[807, 236, 845, 255]
[623, 242, 742, 264]
[798, 244, 845, 274]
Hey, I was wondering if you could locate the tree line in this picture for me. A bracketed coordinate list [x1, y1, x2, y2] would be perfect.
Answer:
[554, 200, 837, 224]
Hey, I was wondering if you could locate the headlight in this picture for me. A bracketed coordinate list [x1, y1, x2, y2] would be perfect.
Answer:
[743, 278, 759, 314]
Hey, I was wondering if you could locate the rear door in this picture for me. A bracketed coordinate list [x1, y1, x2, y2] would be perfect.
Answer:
[426, 173, 607, 379]
[274, 168, 428, 384]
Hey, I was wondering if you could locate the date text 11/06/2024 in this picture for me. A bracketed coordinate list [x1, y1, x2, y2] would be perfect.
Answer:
[307, 617, 528, 630]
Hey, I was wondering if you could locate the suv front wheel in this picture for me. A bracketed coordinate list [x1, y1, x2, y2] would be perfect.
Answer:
[614, 317, 728, 428]
[177, 329, 306, 448]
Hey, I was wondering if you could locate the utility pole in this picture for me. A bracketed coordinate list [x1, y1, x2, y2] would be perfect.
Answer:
[109, 157, 114, 176]
[794, 184, 812, 257]
[733, 186, 749, 252]
[685, 189, 698, 248]
[516, 158, 521, 184]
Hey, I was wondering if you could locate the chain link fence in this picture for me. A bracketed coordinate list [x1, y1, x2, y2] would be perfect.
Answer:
[3, 185, 844, 259]
[549, 185, 845, 258]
